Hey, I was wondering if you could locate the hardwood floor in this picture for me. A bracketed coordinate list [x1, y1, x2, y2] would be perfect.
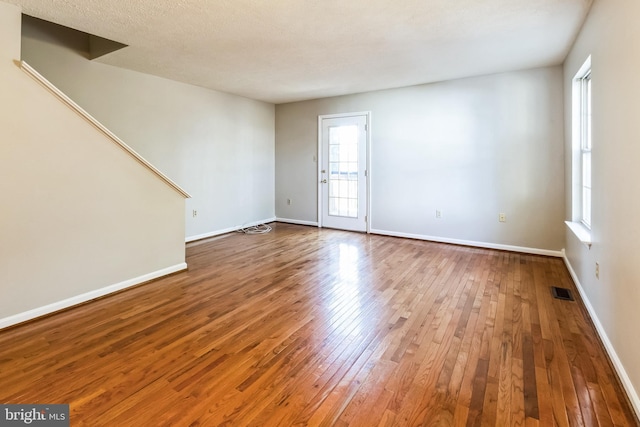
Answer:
[0, 223, 637, 426]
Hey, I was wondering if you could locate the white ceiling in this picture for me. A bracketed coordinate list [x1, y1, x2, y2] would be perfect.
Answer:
[7, 0, 592, 104]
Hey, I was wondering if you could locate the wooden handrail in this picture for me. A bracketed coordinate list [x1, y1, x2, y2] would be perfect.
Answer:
[19, 60, 191, 199]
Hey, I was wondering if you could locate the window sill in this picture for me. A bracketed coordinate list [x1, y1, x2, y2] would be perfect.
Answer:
[565, 221, 592, 249]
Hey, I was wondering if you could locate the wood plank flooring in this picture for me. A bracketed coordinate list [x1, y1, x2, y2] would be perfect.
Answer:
[0, 223, 637, 426]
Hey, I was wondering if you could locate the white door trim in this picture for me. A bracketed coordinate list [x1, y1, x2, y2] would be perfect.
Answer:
[317, 111, 371, 232]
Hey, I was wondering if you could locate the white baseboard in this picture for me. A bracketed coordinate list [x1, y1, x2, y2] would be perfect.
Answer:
[186, 217, 277, 242]
[562, 254, 640, 419]
[369, 228, 564, 257]
[0, 262, 188, 330]
[275, 218, 319, 227]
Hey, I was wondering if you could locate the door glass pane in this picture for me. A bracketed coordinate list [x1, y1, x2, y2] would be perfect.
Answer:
[328, 125, 358, 218]
[329, 181, 338, 197]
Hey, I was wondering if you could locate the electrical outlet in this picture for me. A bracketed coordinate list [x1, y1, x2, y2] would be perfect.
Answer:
[435, 210, 442, 219]
[499, 213, 506, 222]
[192, 210, 197, 217]
[595, 262, 600, 279]
[287, 199, 292, 205]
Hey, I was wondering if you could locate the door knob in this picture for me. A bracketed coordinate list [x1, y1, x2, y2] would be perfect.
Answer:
[321, 179, 327, 183]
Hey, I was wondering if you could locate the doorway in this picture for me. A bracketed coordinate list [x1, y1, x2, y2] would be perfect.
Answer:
[318, 112, 370, 232]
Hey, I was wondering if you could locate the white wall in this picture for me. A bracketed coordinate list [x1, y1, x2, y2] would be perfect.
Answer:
[21, 17, 275, 241]
[0, 2, 186, 324]
[563, 0, 640, 413]
[276, 67, 565, 252]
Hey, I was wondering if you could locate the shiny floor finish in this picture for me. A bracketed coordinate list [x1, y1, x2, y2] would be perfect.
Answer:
[0, 223, 637, 426]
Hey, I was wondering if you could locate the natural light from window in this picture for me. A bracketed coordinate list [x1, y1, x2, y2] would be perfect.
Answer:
[567, 55, 592, 248]
[579, 67, 592, 228]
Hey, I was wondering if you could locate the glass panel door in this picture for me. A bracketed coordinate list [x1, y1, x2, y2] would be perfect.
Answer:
[320, 114, 368, 232]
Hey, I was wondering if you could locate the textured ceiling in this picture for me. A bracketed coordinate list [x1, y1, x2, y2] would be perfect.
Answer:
[6, 0, 592, 104]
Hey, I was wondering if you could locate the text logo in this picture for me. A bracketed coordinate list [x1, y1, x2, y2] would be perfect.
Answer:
[0, 405, 69, 426]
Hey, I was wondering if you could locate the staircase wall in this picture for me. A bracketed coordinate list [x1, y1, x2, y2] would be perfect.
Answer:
[0, 2, 187, 326]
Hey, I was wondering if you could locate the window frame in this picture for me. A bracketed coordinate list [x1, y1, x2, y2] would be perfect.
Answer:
[571, 56, 592, 233]
[578, 69, 592, 229]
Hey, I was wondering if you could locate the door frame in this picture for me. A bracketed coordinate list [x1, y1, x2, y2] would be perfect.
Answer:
[317, 111, 372, 232]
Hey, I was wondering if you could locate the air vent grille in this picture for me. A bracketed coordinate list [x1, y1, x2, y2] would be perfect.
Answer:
[551, 286, 574, 301]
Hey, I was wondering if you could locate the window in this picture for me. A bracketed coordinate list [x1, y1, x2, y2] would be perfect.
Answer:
[328, 125, 359, 218]
[579, 68, 592, 228]
[572, 56, 592, 231]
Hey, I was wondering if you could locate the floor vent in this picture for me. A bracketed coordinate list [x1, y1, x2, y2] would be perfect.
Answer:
[551, 286, 575, 301]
